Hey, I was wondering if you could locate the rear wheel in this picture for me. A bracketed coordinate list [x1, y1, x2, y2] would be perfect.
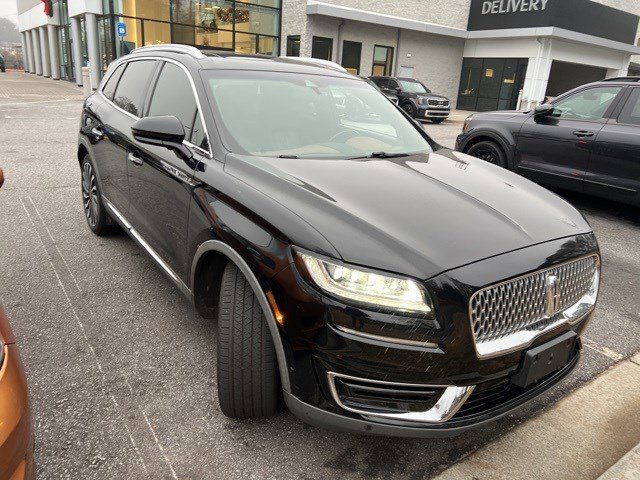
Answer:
[217, 262, 278, 418]
[466, 140, 507, 168]
[81, 155, 116, 236]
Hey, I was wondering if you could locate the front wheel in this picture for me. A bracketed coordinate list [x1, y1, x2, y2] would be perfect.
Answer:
[217, 262, 279, 418]
[466, 140, 507, 168]
[431, 118, 446, 124]
[402, 102, 417, 118]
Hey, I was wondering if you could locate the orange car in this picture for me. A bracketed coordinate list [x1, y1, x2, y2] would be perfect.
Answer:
[0, 169, 34, 480]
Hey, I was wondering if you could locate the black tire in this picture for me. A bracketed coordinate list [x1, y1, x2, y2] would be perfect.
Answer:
[217, 262, 278, 419]
[431, 118, 445, 124]
[80, 154, 116, 236]
[402, 102, 417, 118]
[466, 140, 507, 168]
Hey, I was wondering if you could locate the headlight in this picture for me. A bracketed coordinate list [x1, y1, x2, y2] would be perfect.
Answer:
[417, 97, 428, 106]
[297, 251, 434, 316]
[462, 115, 474, 133]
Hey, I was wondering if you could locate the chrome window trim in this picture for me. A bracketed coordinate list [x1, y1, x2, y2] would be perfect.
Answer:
[469, 253, 600, 359]
[334, 324, 440, 350]
[327, 372, 474, 424]
[98, 55, 213, 158]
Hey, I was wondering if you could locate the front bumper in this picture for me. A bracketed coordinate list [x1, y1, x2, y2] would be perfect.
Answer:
[418, 105, 450, 119]
[0, 345, 34, 480]
[270, 234, 598, 436]
[285, 346, 580, 437]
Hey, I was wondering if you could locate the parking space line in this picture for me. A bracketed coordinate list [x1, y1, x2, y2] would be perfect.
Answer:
[583, 338, 625, 362]
[20, 196, 180, 480]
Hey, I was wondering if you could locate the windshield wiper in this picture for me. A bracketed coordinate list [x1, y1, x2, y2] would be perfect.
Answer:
[348, 151, 412, 160]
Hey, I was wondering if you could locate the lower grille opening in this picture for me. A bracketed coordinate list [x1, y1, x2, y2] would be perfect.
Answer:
[334, 376, 444, 414]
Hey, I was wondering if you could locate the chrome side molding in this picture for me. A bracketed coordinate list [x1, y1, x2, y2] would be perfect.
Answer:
[327, 371, 474, 424]
[102, 197, 193, 301]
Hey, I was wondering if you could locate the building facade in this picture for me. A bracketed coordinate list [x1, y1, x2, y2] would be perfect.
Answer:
[16, 0, 640, 110]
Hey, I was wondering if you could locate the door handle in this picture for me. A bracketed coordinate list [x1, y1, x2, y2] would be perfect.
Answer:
[573, 130, 594, 138]
[91, 126, 103, 139]
[127, 152, 144, 166]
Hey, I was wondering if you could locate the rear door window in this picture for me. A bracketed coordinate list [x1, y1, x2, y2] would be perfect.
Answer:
[147, 62, 197, 138]
[112, 60, 158, 117]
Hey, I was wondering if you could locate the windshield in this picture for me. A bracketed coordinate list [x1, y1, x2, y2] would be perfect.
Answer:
[203, 70, 432, 159]
[398, 79, 430, 94]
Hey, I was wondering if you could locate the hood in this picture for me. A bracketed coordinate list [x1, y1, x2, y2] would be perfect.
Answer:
[225, 149, 591, 280]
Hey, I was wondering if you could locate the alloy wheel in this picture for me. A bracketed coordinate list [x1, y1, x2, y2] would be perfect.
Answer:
[472, 146, 500, 165]
[82, 161, 99, 228]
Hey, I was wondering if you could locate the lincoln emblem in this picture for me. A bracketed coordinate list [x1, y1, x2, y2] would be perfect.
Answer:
[545, 274, 560, 317]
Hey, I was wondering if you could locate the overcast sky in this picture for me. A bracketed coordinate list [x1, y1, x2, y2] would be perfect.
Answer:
[0, 0, 18, 23]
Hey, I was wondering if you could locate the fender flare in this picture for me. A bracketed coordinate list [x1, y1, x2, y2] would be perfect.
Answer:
[191, 240, 291, 393]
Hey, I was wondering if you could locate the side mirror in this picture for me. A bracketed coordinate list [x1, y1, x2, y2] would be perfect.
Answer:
[534, 103, 555, 119]
[131, 116, 192, 160]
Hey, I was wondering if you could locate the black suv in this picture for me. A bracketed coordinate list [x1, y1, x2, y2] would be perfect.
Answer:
[79, 45, 600, 437]
[370, 76, 450, 123]
[457, 78, 640, 206]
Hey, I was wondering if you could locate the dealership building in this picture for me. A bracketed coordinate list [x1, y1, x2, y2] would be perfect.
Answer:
[16, 0, 640, 110]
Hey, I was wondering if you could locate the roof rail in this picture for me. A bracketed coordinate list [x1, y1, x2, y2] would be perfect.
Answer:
[131, 44, 208, 59]
[601, 76, 640, 82]
[276, 56, 349, 73]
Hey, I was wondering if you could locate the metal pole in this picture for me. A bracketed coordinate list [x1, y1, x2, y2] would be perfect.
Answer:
[39, 26, 51, 77]
[85, 12, 101, 89]
[70, 16, 84, 86]
[31, 29, 43, 75]
[47, 25, 61, 80]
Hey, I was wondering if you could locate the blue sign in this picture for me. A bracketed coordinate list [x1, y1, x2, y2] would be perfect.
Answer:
[117, 22, 127, 37]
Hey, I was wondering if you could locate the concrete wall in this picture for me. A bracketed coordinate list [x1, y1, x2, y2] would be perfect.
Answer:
[17, 0, 41, 15]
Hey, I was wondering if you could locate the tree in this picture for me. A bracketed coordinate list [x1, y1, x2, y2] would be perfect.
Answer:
[0, 17, 20, 43]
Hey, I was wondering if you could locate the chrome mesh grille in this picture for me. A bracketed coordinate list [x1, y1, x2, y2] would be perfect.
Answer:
[470, 255, 599, 345]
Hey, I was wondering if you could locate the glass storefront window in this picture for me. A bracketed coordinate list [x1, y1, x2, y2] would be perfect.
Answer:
[143, 19, 172, 45]
[98, 0, 282, 65]
[234, 3, 278, 36]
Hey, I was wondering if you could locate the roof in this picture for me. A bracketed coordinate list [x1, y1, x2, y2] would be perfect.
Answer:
[127, 44, 355, 77]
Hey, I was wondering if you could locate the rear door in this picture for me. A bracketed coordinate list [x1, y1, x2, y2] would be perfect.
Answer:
[585, 86, 640, 204]
[126, 60, 208, 281]
[96, 59, 159, 215]
[515, 85, 624, 192]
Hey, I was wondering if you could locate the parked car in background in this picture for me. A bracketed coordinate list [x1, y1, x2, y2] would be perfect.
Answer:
[457, 77, 640, 206]
[79, 45, 599, 437]
[361, 76, 399, 104]
[0, 54, 6, 73]
[0, 169, 34, 480]
[369, 76, 450, 123]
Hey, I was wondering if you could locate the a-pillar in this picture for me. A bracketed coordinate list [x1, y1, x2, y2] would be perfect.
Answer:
[39, 25, 51, 78]
[47, 25, 61, 80]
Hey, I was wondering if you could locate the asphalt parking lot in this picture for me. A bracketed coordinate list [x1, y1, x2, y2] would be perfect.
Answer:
[1, 72, 639, 479]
